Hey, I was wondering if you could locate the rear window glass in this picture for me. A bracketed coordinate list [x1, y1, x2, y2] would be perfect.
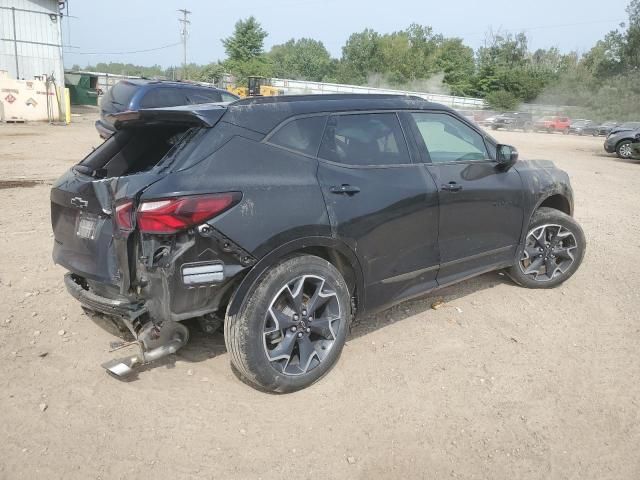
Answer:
[318, 113, 410, 166]
[76, 126, 190, 178]
[108, 82, 138, 108]
[268, 116, 327, 156]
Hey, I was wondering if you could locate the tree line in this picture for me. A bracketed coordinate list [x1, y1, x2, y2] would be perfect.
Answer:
[74, 0, 640, 119]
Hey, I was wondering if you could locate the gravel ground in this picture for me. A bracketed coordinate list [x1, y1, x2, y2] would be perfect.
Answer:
[1, 116, 639, 479]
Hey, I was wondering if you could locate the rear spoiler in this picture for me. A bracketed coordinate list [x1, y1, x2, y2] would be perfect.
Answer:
[108, 104, 227, 130]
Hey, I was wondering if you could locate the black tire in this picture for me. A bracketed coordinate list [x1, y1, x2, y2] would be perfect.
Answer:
[616, 140, 633, 159]
[225, 255, 352, 393]
[507, 207, 585, 289]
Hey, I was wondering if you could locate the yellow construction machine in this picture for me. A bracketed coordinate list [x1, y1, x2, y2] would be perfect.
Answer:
[227, 76, 280, 98]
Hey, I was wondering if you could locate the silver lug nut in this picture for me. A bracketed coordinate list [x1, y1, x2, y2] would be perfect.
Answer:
[302, 309, 307, 316]
[293, 314, 299, 321]
[291, 326, 297, 332]
[297, 332, 303, 338]
[306, 327, 311, 333]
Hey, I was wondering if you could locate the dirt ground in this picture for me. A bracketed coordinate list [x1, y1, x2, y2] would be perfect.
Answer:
[1, 114, 639, 480]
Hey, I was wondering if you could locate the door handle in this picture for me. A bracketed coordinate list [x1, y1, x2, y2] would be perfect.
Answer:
[441, 182, 463, 192]
[330, 184, 361, 195]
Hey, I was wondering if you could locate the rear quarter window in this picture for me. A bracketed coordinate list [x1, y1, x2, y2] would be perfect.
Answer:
[108, 82, 138, 107]
[268, 116, 327, 156]
[187, 90, 223, 104]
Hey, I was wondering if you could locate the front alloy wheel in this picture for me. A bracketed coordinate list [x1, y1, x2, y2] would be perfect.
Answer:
[506, 207, 585, 289]
[519, 224, 577, 282]
[617, 141, 633, 159]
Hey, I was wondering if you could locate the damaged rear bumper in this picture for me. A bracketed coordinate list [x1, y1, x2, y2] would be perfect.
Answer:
[64, 273, 146, 322]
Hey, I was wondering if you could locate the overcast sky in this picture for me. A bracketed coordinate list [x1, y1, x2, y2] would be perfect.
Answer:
[63, 0, 630, 68]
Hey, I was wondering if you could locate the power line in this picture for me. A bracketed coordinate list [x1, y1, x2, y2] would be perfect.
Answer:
[64, 41, 181, 56]
[454, 18, 626, 38]
[178, 8, 191, 80]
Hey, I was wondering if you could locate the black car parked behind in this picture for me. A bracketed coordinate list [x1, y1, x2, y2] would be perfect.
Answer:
[491, 112, 534, 131]
[51, 95, 585, 392]
[95, 79, 239, 139]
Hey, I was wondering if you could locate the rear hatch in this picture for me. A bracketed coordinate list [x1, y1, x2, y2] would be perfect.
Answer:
[51, 106, 226, 293]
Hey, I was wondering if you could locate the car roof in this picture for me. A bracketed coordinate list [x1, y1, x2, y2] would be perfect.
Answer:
[120, 79, 225, 91]
[130, 94, 466, 133]
[222, 94, 453, 134]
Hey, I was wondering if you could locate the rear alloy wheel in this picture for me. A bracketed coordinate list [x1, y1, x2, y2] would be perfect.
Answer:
[616, 140, 633, 159]
[225, 255, 351, 393]
[507, 207, 585, 288]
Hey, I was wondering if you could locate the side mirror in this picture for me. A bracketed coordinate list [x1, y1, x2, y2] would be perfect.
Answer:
[496, 144, 518, 167]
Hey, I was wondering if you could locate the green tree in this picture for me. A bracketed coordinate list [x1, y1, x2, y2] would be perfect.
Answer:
[337, 28, 381, 84]
[485, 89, 519, 110]
[222, 16, 268, 62]
[269, 38, 334, 81]
[434, 38, 475, 95]
[623, 0, 640, 70]
[191, 62, 226, 84]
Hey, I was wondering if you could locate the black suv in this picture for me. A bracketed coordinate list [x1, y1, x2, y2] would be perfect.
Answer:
[491, 112, 534, 131]
[95, 80, 239, 139]
[51, 95, 585, 392]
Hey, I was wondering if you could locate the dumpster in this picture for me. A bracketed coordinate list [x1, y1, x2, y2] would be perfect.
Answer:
[64, 72, 99, 106]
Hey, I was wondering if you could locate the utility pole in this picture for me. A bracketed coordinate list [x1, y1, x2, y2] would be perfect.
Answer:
[178, 9, 191, 80]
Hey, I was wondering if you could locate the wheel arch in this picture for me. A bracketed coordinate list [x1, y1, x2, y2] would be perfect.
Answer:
[225, 236, 365, 319]
[536, 194, 572, 216]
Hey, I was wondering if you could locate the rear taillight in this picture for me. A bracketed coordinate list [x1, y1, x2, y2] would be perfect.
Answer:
[114, 200, 134, 231]
[136, 193, 241, 234]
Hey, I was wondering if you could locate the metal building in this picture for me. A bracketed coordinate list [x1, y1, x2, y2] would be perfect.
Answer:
[0, 0, 65, 83]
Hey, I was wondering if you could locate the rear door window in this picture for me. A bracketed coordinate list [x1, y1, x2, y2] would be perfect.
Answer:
[318, 113, 410, 166]
[140, 88, 189, 108]
[268, 116, 327, 156]
[187, 89, 223, 104]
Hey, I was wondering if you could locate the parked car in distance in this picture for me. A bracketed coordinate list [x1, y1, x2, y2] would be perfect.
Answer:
[491, 112, 534, 131]
[568, 119, 595, 135]
[95, 80, 239, 139]
[608, 121, 640, 136]
[534, 116, 572, 134]
[51, 94, 585, 392]
[630, 132, 640, 159]
[481, 115, 497, 127]
[604, 127, 640, 159]
[589, 121, 619, 137]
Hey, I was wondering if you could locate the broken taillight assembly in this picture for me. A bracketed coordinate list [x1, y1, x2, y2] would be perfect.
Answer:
[136, 192, 241, 234]
[114, 200, 135, 231]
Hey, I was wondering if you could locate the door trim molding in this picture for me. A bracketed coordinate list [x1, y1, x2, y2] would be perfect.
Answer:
[440, 245, 515, 268]
[380, 264, 439, 284]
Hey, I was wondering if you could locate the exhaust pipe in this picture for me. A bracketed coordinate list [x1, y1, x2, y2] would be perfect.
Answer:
[102, 320, 189, 378]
